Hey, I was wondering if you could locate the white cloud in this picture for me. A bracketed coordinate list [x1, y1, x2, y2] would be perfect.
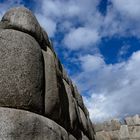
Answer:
[36, 0, 140, 50]
[34, 0, 102, 49]
[41, 0, 99, 20]
[102, 0, 140, 38]
[63, 27, 100, 50]
[79, 54, 104, 72]
[112, 0, 140, 19]
[73, 51, 140, 122]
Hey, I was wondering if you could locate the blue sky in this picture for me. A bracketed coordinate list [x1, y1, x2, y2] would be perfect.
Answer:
[1, 0, 140, 122]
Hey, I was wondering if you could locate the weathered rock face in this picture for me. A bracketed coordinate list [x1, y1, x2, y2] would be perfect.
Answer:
[0, 29, 44, 114]
[1, 7, 44, 46]
[0, 7, 94, 140]
[94, 115, 140, 140]
[0, 107, 69, 140]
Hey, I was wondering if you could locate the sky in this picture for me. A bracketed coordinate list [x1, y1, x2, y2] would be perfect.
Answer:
[0, 0, 140, 123]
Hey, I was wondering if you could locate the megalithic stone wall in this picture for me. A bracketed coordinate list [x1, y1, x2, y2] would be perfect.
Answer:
[94, 115, 140, 140]
[0, 7, 95, 140]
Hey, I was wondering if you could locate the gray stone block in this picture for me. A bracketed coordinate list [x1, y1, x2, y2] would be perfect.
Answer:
[62, 66, 72, 85]
[95, 131, 111, 140]
[1, 7, 43, 46]
[42, 47, 61, 122]
[87, 117, 95, 139]
[79, 107, 88, 133]
[94, 119, 121, 132]
[63, 79, 78, 131]
[0, 29, 44, 114]
[108, 130, 120, 140]
[119, 125, 130, 139]
[125, 115, 140, 126]
[128, 126, 140, 139]
[68, 134, 77, 140]
[82, 132, 89, 140]
[0, 107, 69, 140]
[73, 84, 89, 117]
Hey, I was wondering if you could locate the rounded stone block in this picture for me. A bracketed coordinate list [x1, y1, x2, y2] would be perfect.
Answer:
[0, 107, 68, 140]
[1, 7, 43, 45]
[0, 29, 44, 114]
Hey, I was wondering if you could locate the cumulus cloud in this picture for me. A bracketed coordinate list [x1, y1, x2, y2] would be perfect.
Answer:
[79, 54, 104, 72]
[73, 51, 140, 122]
[36, 0, 140, 50]
[34, 0, 102, 49]
[102, 0, 140, 38]
[112, 0, 140, 19]
[63, 27, 100, 50]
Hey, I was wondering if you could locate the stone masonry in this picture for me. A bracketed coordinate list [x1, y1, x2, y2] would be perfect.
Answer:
[0, 7, 94, 140]
[0, 6, 140, 140]
[94, 115, 140, 140]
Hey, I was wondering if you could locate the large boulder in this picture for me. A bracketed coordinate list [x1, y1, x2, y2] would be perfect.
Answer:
[0, 29, 44, 114]
[0, 107, 69, 140]
[1, 7, 46, 47]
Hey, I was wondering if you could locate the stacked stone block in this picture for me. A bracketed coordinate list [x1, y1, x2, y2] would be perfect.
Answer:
[94, 115, 140, 140]
[0, 7, 94, 140]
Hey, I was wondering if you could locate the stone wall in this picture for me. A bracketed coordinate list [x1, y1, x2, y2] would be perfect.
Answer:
[0, 7, 94, 140]
[94, 115, 140, 140]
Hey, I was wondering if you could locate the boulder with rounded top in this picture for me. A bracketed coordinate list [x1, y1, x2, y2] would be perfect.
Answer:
[1, 7, 44, 46]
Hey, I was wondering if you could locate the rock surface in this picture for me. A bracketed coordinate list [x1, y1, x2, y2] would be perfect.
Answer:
[42, 47, 61, 122]
[0, 7, 95, 140]
[0, 107, 68, 140]
[94, 115, 140, 140]
[2, 6, 140, 140]
[0, 29, 44, 114]
[1, 7, 44, 46]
